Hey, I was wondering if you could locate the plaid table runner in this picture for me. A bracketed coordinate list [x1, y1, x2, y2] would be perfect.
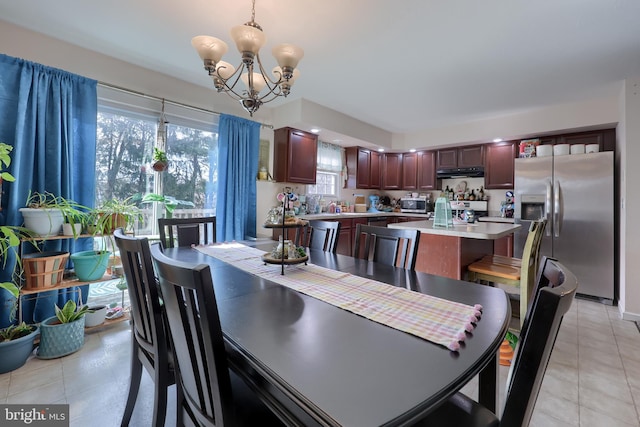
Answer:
[196, 243, 482, 351]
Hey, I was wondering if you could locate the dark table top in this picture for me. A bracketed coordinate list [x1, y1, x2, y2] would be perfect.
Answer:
[164, 243, 510, 426]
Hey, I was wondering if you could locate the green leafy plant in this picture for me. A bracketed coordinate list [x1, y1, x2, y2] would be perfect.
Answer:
[0, 322, 36, 342]
[0, 143, 36, 302]
[141, 193, 195, 219]
[54, 300, 90, 324]
[92, 196, 142, 234]
[152, 147, 168, 172]
[153, 147, 168, 163]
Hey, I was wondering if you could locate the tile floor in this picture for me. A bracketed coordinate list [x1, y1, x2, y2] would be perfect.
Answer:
[1, 297, 639, 426]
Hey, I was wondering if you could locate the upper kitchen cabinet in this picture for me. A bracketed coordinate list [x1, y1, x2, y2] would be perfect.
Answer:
[273, 127, 318, 184]
[382, 152, 403, 190]
[402, 152, 418, 190]
[485, 141, 517, 189]
[557, 129, 616, 152]
[436, 145, 484, 169]
[457, 145, 484, 167]
[345, 147, 381, 189]
[416, 151, 436, 190]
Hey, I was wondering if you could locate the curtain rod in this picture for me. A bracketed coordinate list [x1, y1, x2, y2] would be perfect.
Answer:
[97, 81, 274, 129]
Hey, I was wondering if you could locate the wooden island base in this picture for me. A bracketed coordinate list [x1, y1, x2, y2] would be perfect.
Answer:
[388, 220, 521, 281]
[414, 234, 493, 280]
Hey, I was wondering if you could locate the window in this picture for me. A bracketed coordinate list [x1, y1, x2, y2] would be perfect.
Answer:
[96, 87, 218, 236]
[307, 171, 339, 197]
[307, 141, 344, 198]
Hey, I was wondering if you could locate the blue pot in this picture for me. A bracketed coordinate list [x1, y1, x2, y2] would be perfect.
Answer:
[0, 326, 39, 373]
[70, 250, 111, 281]
[37, 315, 85, 359]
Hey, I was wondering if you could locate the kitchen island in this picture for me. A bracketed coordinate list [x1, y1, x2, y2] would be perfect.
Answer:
[389, 220, 520, 280]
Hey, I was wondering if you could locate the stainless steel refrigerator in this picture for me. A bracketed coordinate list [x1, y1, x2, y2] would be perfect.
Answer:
[514, 151, 614, 302]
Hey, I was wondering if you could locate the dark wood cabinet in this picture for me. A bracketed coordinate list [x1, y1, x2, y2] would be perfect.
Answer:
[383, 153, 403, 190]
[436, 148, 457, 169]
[436, 145, 484, 169]
[557, 129, 616, 152]
[458, 145, 484, 168]
[346, 147, 381, 189]
[485, 141, 517, 189]
[417, 151, 436, 190]
[273, 127, 318, 184]
[402, 152, 417, 190]
[558, 131, 602, 148]
[370, 151, 381, 188]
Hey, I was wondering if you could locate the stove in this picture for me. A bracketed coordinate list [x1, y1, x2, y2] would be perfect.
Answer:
[449, 200, 488, 218]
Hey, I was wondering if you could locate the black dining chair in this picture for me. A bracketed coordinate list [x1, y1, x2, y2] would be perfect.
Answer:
[415, 256, 578, 427]
[353, 224, 420, 270]
[113, 228, 175, 427]
[149, 243, 284, 427]
[306, 220, 341, 253]
[158, 216, 216, 249]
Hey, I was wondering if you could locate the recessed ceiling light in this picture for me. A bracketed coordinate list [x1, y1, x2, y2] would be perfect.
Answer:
[409, 148, 416, 153]
[493, 138, 503, 143]
[378, 148, 385, 152]
[310, 128, 320, 133]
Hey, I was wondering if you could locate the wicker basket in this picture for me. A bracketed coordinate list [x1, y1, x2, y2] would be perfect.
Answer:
[22, 251, 70, 290]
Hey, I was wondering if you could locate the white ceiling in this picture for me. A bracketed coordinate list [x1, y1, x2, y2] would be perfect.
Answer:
[2, 0, 640, 138]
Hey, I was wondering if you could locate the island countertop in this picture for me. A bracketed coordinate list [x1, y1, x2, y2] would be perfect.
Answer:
[388, 220, 520, 240]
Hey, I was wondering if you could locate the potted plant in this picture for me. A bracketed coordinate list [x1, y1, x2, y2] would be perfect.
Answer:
[0, 322, 40, 373]
[70, 249, 112, 282]
[19, 191, 88, 238]
[37, 299, 89, 359]
[141, 193, 195, 219]
[91, 196, 142, 235]
[152, 147, 168, 172]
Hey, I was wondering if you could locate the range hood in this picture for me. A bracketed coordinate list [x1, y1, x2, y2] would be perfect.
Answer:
[436, 166, 484, 179]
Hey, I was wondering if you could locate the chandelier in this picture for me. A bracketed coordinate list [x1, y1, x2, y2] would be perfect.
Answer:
[191, 0, 304, 116]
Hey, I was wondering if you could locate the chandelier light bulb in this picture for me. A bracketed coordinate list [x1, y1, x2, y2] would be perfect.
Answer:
[230, 24, 266, 60]
[191, 36, 228, 70]
[272, 44, 304, 72]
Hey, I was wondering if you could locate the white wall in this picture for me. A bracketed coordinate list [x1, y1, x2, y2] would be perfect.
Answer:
[2, 22, 637, 319]
[619, 78, 640, 320]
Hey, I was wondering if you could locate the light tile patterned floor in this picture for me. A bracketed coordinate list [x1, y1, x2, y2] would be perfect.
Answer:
[1, 298, 639, 426]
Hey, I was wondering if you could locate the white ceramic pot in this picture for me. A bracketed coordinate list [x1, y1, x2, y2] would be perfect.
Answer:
[553, 144, 570, 156]
[536, 145, 553, 157]
[19, 208, 64, 237]
[586, 144, 600, 153]
[570, 144, 585, 154]
[62, 223, 83, 236]
[84, 305, 107, 328]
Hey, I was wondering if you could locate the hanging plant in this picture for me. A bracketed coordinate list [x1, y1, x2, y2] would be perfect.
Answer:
[152, 147, 168, 172]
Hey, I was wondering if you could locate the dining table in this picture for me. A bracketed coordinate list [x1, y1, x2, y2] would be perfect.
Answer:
[162, 240, 511, 427]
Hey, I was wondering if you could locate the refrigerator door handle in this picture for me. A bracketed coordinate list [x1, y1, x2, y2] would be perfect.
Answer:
[546, 180, 553, 237]
[554, 180, 561, 237]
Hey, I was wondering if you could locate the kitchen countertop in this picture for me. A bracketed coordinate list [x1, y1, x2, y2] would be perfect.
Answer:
[477, 216, 515, 224]
[389, 220, 520, 240]
[300, 212, 432, 220]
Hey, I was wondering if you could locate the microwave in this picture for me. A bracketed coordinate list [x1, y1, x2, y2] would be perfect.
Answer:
[399, 197, 432, 213]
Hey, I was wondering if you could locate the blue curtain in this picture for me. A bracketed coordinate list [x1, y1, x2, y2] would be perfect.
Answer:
[0, 54, 97, 327]
[216, 114, 260, 241]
